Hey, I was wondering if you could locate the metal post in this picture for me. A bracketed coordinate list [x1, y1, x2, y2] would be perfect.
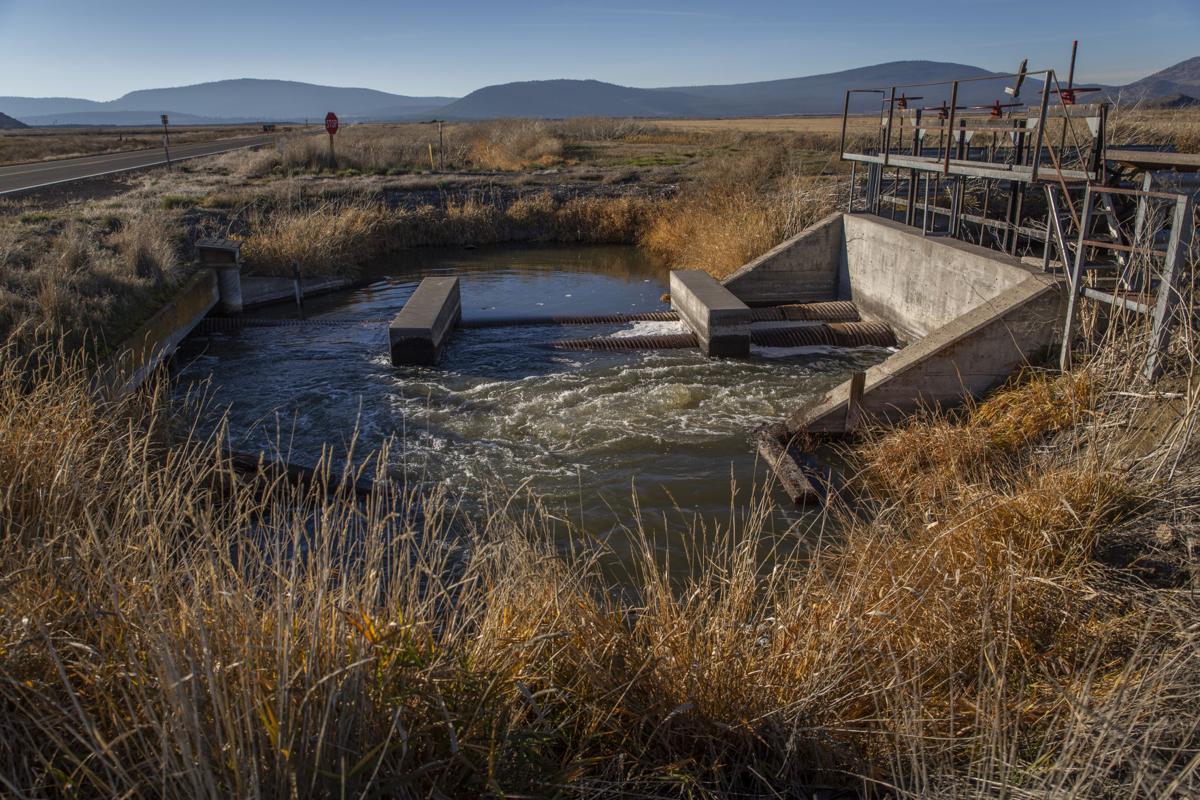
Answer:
[291, 261, 305, 318]
[922, 172, 931, 234]
[161, 114, 172, 171]
[847, 160, 857, 213]
[883, 87, 896, 167]
[1030, 70, 1052, 183]
[1145, 194, 1193, 381]
[943, 81, 958, 175]
[839, 90, 852, 157]
[1060, 186, 1095, 372]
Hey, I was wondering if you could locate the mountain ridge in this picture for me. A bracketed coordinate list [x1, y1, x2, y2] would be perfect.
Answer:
[4, 57, 1196, 126]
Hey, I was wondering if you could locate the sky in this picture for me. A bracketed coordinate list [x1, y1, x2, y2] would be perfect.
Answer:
[0, 0, 1195, 100]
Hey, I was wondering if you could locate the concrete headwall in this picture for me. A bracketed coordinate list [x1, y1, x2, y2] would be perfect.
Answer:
[719, 211, 1067, 445]
[722, 213, 843, 305]
[790, 273, 1064, 434]
[101, 268, 219, 397]
[839, 215, 1036, 343]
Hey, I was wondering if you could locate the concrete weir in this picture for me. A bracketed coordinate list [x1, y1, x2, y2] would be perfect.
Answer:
[670, 269, 751, 357]
[388, 277, 462, 366]
[720, 212, 1066, 503]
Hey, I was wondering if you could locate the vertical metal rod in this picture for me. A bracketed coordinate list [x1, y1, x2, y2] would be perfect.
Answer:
[847, 160, 857, 213]
[943, 81, 958, 175]
[291, 261, 305, 318]
[1030, 69, 1052, 183]
[1060, 185, 1094, 372]
[1145, 194, 1193, 381]
[839, 90, 851, 157]
[922, 172, 931, 234]
[883, 86, 896, 167]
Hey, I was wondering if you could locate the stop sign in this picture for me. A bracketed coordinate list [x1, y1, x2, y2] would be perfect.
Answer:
[324, 112, 339, 135]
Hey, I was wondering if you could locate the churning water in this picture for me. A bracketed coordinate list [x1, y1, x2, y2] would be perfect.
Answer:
[175, 245, 887, 538]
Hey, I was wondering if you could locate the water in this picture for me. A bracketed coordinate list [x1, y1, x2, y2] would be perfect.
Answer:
[175, 245, 887, 546]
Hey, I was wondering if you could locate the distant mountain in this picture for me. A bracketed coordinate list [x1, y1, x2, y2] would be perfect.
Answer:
[437, 79, 713, 119]
[3, 79, 454, 126]
[0, 111, 28, 129]
[20, 110, 232, 127]
[437, 62, 1046, 120]
[663, 61, 1014, 115]
[0, 96, 105, 119]
[1108, 57, 1200, 105]
[5, 57, 1197, 125]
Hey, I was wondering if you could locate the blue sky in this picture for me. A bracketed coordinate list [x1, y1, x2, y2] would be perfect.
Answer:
[1, 0, 1195, 99]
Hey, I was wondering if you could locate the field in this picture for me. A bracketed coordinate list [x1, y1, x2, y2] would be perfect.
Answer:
[0, 123, 274, 165]
[1, 108, 1198, 797]
[652, 114, 879, 134]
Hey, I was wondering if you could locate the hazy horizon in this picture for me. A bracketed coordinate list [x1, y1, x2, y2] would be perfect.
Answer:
[0, 0, 1195, 100]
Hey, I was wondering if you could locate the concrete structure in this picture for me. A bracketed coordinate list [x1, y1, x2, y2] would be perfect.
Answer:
[196, 239, 244, 315]
[838, 214, 1054, 344]
[241, 276, 357, 310]
[389, 277, 462, 366]
[100, 269, 219, 397]
[669, 269, 751, 357]
[723, 213, 844, 306]
[718, 212, 1066, 502]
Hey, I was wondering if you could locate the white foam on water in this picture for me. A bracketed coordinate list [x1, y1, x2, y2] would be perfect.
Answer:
[609, 320, 688, 338]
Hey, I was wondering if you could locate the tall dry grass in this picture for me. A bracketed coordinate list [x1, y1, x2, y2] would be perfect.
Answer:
[245, 120, 567, 176]
[238, 192, 658, 276]
[1, 292, 1198, 796]
[0, 206, 186, 353]
[641, 140, 842, 277]
[1107, 107, 1200, 153]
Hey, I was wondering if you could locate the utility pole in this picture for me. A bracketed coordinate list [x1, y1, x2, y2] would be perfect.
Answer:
[161, 113, 172, 171]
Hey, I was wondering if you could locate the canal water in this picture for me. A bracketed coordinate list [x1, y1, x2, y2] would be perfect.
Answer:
[174, 245, 887, 544]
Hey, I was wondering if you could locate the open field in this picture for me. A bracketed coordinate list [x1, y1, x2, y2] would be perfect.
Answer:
[652, 114, 879, 135]
[0, 124, 277, 166]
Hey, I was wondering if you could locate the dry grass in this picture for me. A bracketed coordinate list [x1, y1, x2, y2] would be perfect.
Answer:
[1108, 107, 1200, 152]
[1, 284, 1198, 796]
[651, 114, 878, 136]
[245, 120, 567, 176]
[237, 191, 658, 276]
[0, 205, 187, 353]
[641, 141, 842, 277]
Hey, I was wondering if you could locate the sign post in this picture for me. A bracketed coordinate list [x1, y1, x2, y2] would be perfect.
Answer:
[160, 113, 172, 171]
[325, 112, 339, 167]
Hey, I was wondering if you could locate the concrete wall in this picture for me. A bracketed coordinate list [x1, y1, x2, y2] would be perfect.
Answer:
[722, 213, 842, 305]
[101, 269, 219, 397]
[717, 211, 1067, 441]
[790, 273, 1064, 434]
[839, 214, 1037, 343]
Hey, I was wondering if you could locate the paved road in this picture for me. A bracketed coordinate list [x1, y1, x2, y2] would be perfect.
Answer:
[0, 134, 276, 195]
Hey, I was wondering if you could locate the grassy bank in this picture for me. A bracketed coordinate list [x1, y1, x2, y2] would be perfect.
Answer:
[1, 310, 1196, 796]
[0, 203, 188, 354]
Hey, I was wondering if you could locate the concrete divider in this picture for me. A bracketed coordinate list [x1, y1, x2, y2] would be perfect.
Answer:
[670, 269, 750, 357]
[389, 277, 462, 366]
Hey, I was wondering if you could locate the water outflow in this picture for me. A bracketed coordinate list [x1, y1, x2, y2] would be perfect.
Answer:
[174, 245, 888, 543]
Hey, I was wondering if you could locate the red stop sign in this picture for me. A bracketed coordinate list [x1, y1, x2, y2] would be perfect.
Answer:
[324, 112, 339, 135]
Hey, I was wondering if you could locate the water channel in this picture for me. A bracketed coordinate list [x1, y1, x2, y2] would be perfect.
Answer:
[175, 245, 888, 549]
